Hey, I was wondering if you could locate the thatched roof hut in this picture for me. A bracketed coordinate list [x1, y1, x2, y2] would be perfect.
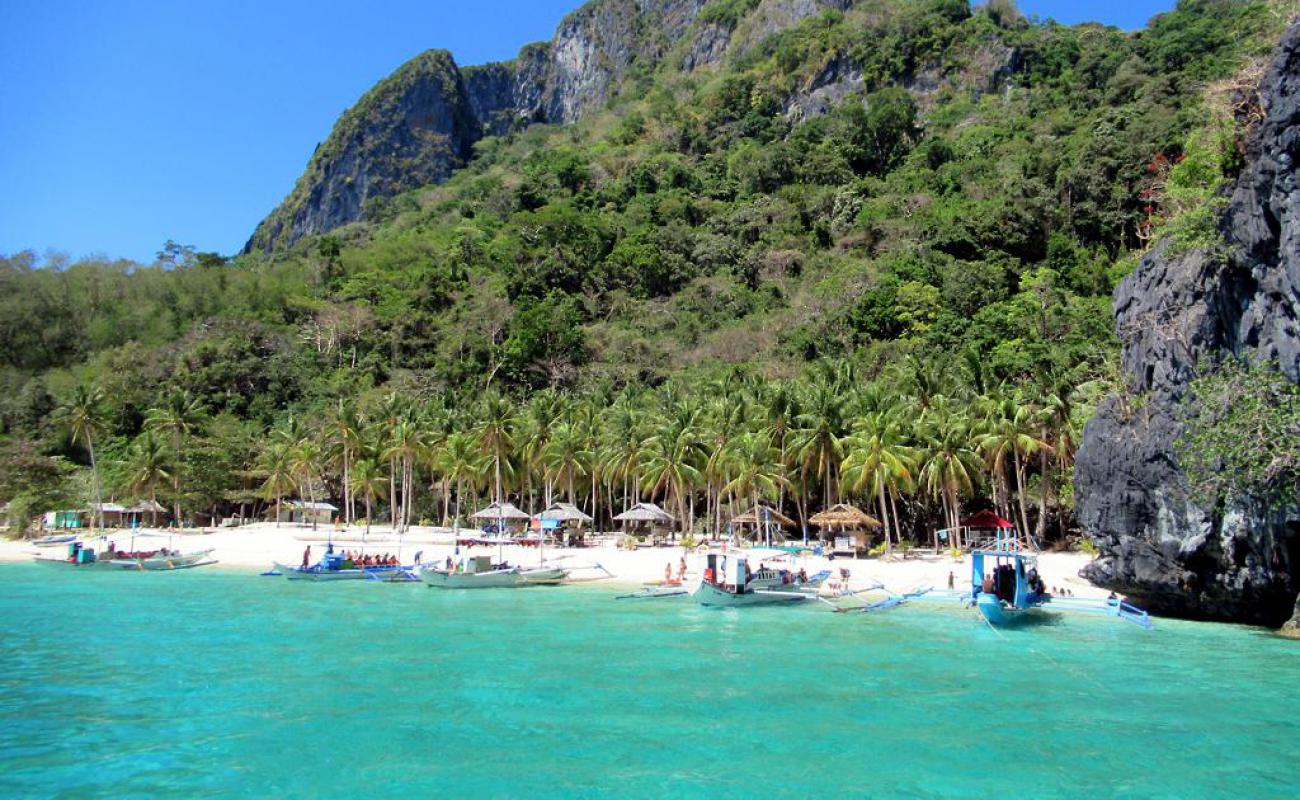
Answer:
[731, 504, 796, 528]
[613, 502, 676, 524]
[470, 502, 531, 521]
[809, 503, 881, 530]
[538, 502, 593, 525]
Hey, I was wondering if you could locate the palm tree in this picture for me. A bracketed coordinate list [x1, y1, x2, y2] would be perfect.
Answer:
[351, 458, 388, 537]
[474, 392, 516, 506]
[722, 432, 788, 543]
[975, 394, 1043, 538]
[384, 416, 429, 534]
[543, 422, 590, 505]
[918, 399, 983, 546]
[288, 438, 325, 530]
[56, 384, 106, 533]
[1032, 375, 1084, 543]
[257, 443, 297, 527]
[439, 432, 486, 524]
[327, 398, 364, 525]
[793, 383, 848, 510]
[762, 384, 799, 516]
[641, 422, 704, 535]
[842, 411, 916, 553]
[144, 389, 206, 527]
[122, 431, 172, 527]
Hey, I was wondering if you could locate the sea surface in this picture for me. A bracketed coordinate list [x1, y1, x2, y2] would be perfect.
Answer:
[0, 564, 1297, 799]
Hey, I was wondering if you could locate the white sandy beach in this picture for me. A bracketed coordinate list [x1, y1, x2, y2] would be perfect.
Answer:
[0, 522, 1110, 597]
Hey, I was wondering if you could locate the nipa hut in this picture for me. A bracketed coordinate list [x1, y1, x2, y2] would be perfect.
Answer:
[536, 501, 594, 546]
[809, 503, 881, 555]
[730, 504, 796, 544]
[470, 501, 531, 534]
[613, 502, 676, 545]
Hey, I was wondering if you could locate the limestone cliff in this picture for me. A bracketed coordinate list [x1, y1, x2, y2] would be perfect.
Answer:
[246, 0, 864, 252]
[1074, 21, 1300, 626]
[246, 50, 479, 252]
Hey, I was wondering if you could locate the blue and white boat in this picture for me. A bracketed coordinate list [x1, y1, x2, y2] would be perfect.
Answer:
[956, 525, 1153, 629]
[274, 547, 414, 582]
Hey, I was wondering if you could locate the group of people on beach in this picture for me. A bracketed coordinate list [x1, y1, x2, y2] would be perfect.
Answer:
[664, 557, 687, 583]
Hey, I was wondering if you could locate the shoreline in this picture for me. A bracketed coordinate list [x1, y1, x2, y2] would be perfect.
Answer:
[0, 522, 1110, 597]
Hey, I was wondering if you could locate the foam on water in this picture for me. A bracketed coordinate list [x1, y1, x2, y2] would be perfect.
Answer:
[1, 564, 1297, 798]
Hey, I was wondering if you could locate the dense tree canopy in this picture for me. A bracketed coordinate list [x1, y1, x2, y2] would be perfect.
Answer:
[0, 0, 1286, 536]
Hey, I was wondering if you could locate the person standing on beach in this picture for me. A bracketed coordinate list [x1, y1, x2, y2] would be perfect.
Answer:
[947, 571, 954, 590]
[302, 546, 311, 568]
[678, 556, 687, 581]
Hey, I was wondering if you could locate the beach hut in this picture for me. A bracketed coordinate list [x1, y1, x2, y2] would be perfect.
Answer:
[730, 504, 796, 544]
[126, 499, 167, 528]
[809, 503, 881, 556]
[43, 509, 87, 530]
[93, 503, 130, 528]
[275, 500, 338, 526]
[470, 501, 531, 535]
[536, 501, 594, 546]
[613, 502, 676, 545]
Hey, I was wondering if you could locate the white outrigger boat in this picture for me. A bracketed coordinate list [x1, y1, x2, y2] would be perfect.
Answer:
[419, 554, 566, 589]
[692, 551, 830, 607]
[35, 541, 216, 571]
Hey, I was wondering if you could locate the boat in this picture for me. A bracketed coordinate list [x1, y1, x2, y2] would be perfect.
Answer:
[34, 541, 216, 571]
[273, 546, 416, 581]
[31, 533, 78, 547]
[418, 554, 565, 589]
[915, 523, 1153, 629]
[691, 551, 823, 607]
[616, 580, 690, 600]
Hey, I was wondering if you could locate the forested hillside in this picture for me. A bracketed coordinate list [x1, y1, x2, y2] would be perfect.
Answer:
[0, 0, 1289, 542]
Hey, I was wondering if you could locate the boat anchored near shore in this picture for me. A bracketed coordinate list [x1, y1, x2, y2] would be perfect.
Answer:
[34, 540, 217, 571]
[691, 551, 829, 607]
[418, 554, 566, 589]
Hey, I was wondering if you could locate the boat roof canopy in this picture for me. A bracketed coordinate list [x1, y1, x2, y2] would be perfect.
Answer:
[961, 510, 1015, 529]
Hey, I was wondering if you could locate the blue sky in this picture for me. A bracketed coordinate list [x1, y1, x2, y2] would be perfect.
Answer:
[0, 0, 1175, 264]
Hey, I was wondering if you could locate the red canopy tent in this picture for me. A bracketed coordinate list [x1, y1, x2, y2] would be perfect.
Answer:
[960, 510, 1015, 530]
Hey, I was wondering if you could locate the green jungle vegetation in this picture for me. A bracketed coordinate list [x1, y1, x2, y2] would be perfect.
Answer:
[0, 0, 1290, 544]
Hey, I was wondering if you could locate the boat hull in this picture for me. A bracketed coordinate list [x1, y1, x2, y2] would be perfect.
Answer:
[273, 562, 410, 582]
[419, 565, 566, 588]
[36, 550, 216, 571]
[691, 581, 810, 607]
[975, 592, 1051, 627]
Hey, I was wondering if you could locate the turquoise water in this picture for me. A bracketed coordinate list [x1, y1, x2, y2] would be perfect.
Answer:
[1, 565, 1297, 799]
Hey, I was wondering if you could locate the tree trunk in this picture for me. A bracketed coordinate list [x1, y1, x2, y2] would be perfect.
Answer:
[86, 434, 103, 533]
[1036, 447, 1050, 546]
[342, 443, 351, 526]
[1013, 450, 1030, 537]
[878, 475, 892, 555]
[390, 456, 398, 528]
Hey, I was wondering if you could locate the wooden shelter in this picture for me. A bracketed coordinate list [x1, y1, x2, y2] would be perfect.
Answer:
[613, 502, 676, 544]
[275, 500, 338, 526]
[731, 504, 796, 528]
[536, 501, 595, 545]
[730, 504, 795, 544]
[810, 503, 881, 556]
[470, 501, 530, 533]
[127, 499, 167, 528]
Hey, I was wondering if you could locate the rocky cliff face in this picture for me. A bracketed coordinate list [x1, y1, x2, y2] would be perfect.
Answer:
[246, 0, 862, 252]
[1074, 21, 1300, 626]
[246, 50, 479, 252]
